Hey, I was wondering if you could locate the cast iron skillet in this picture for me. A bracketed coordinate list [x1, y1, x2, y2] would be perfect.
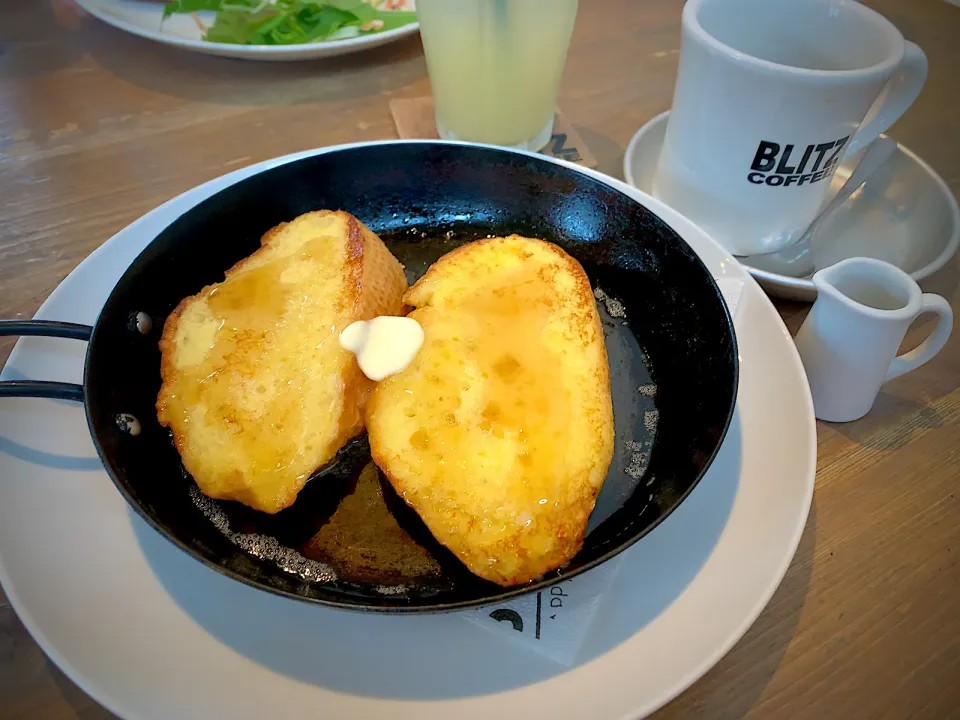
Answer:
[0, 142, 738, 612]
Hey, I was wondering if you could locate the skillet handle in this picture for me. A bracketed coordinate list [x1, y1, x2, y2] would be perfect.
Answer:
[0, 320, 93, 341]
[0, 320, 92, 402]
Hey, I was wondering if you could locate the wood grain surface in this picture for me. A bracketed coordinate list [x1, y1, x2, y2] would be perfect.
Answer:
[1, 0, 958, 718]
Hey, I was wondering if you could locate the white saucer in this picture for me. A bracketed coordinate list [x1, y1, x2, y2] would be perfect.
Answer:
[75, 0, 420, 62]
[0, 142, 816, 720]
[624, 111, 960, 302]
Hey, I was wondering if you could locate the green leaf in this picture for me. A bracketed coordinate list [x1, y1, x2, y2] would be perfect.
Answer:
[203, 3, 272, 43]
[204, 12, 254, 43]
[300, 6, 357, 42]
[219, 0, 262, 10]
[249, 12, 295, 45]
[188, 0, 416, 45]
[162, 0, 226, 19]
[327, 0, 376, 22]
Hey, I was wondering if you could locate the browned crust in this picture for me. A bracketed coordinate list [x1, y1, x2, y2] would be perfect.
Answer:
[331, 213, 408, 459]
[330, 214, 371, 449]
[406, 234, 596, 311]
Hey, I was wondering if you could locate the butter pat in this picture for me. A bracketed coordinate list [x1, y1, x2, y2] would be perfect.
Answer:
[339, 316, 424, 381]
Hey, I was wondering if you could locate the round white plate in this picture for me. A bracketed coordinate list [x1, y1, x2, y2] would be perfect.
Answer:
[625, 111, 960, 302]
[75, 0, 420, 62]
[0, 141, 816, 720]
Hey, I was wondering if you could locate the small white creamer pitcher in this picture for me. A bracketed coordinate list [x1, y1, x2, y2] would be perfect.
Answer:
[794, 258, 953, 423]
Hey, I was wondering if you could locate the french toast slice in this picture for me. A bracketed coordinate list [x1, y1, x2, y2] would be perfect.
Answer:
[157, 210, 407, 514]
[366, 235, 615, 586]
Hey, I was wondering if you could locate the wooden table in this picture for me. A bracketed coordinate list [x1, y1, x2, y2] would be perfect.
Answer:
[1, 0, 958, 717]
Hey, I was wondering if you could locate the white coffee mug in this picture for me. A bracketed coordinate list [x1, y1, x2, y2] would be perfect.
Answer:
[653, 0, 928, 257]
[794, 258, 952, 423]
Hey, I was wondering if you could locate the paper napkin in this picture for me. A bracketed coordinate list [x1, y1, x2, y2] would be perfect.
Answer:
[464, 558, 624, 667]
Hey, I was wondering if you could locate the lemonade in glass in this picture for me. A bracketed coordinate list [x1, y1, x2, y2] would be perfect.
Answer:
[416, 0, 579, 151]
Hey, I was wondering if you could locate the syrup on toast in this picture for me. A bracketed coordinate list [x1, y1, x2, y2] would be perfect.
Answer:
[157, 210, 407, 514]
[366, 235, 614, 586]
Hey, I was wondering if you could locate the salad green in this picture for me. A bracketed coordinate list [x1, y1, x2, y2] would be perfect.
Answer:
[161, 0, 417, 46]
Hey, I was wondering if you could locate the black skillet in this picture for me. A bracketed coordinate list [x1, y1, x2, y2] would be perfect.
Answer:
[0, 142, 737, 612]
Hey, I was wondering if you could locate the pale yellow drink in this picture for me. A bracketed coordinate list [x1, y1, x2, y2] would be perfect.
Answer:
[416, 0, 579, 151]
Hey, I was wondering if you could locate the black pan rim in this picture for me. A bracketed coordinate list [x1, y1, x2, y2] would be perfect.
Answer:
[81, 140, 740, 613]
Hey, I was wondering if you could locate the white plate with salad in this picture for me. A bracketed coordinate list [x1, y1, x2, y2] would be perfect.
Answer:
[75, 0, 419, 61]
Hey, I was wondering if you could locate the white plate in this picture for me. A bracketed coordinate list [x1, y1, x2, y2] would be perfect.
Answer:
[0, 141, 816, 720]
[75, 0, 420, 62]
[625, 111, 960, 301]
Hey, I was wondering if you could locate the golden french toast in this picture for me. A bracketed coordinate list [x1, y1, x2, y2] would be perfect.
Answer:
[366, 235, 615, 586]
[157, 210, 407, 514]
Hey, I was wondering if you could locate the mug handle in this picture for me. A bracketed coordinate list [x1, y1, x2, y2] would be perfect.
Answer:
[885, 294, 953, 381]
[847, 42, 928, 156]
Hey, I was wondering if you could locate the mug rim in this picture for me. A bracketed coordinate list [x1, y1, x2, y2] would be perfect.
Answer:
[683, 0, 906, 79]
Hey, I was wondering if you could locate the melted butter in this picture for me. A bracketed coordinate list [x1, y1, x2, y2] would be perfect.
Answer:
[340, 316, 424, 381]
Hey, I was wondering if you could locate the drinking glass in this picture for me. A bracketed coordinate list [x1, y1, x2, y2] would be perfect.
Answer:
[416, 0, 579, 151]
